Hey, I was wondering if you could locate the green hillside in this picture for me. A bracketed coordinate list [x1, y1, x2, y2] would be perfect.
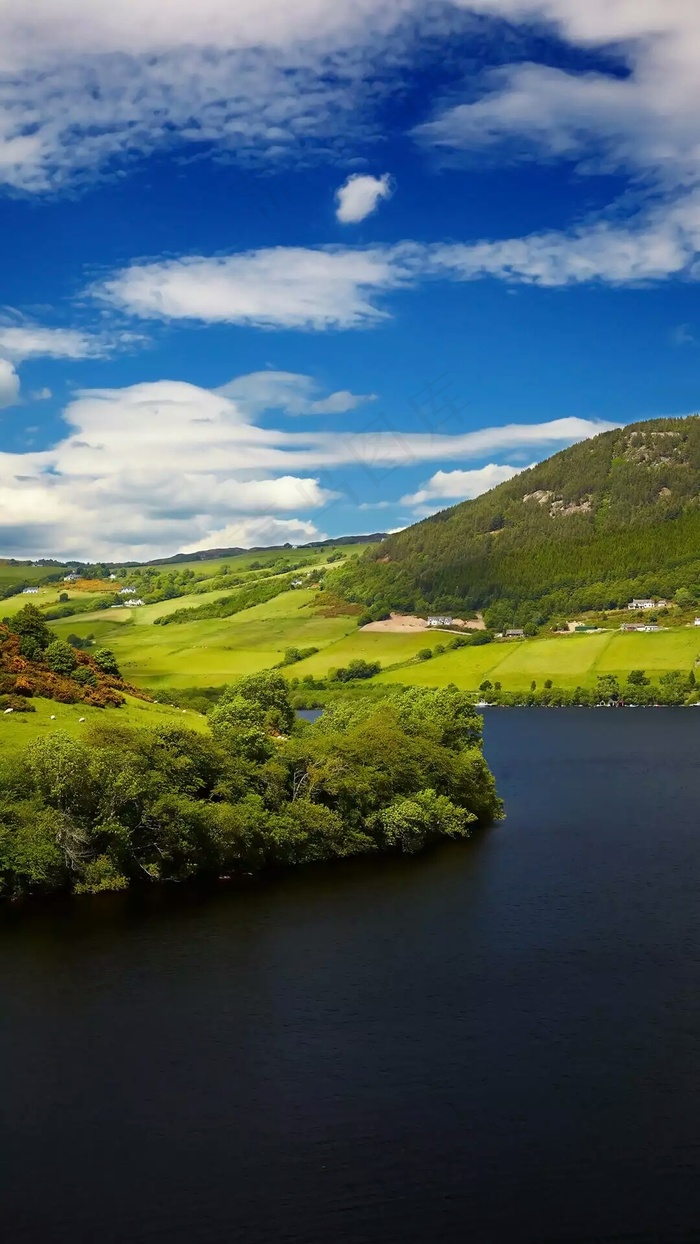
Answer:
[328, 416, 700, 627]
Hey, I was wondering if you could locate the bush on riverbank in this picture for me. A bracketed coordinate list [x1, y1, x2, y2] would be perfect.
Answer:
[0, 672, 502, 900]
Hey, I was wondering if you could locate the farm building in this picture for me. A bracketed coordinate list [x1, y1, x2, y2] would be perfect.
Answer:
[427, 615, 453, 628]
[123, 598, 144, 608]
[21, 587, 39, 594]
[505, 628, 525, 638]
[627, 598, 667, 610]
[118, 586, 136, 595]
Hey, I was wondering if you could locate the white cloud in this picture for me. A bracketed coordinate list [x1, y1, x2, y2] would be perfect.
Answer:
[401, 463, 526, 507]
[217, 371, 376, 415]
[426, 193, 700, 286]
[0, 0, 421, 192]
[0, 361, 619, 559]
[0, 323, 100, 361]
[335, 173, 393, 223]
[95, 247, 414, 330]
[179, 516, 326, 555]
[0, 358, 19, 408]
[412, 2, 700, 289]
[421, 2, 700, 190]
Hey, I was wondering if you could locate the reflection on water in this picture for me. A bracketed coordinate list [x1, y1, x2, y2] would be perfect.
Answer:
[2, 710, 700, 1243]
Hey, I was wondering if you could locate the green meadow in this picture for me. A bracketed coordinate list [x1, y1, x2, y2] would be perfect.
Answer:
[374, 629, 700, 691]
[43, 588, 700, 695]
[3, 538, 699, 755]
[50, 588, 361, 688]
[0, 694, 208, 755]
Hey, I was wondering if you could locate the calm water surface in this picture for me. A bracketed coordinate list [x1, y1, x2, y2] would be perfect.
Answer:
[2, 710, 700, 1243]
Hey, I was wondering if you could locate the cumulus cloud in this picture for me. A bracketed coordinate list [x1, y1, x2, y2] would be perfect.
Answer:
[179, 516, 326, 555]
[401, 463, 526, 507]
[0, 359, 20, 408]
[0, 361, 618, 559]
[217, 371, 376, 415]
[95, 247, 414, 330]
[335, 173, 393, 223]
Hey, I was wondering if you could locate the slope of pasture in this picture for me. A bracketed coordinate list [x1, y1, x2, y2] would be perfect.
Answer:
[0, 694, 208, 756]
[375, 630, 700, 691]
[0, 562, 65, 587]
[53, 589, 360, 688]
[147, 542, 371, 581]
[284, 629, 444, 678]
[0, 587, 111, 617]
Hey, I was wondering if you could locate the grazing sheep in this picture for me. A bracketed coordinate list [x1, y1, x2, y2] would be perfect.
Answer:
[78, 717, 85, 723]
[3, 707, 12, 714]
[50, 715, 56, 720]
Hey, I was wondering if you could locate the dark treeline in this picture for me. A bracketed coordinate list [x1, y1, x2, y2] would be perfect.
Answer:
[0, 673, 502, 900]
[328, 418, 700, 626]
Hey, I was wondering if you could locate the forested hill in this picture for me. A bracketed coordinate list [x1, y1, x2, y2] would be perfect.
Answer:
[328, 416, 700, 627]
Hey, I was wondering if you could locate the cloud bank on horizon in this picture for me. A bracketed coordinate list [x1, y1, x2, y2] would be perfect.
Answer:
[0, 0, 696, 557]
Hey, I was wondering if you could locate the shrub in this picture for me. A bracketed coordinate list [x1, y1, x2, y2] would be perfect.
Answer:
[45, 640, 78, 676]
[93, 649, 121, 677]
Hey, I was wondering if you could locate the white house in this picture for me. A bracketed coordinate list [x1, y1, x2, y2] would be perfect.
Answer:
[427, 615, 452, 628]
[108, 573, 118, 581]
[21, 587, 39, 594]
[123, 598, 144, 608]
[63, 573, 78, 582]
[628, 598, 667, 610]
[694, 618, 700, 627]
[290, 578, 304, 588]
[118, 586, 136, 595]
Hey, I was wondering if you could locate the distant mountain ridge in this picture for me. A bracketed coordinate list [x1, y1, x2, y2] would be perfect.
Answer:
[328, 416, 700, 626]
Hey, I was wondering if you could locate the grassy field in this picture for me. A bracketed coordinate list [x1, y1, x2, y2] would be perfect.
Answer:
[50, 588, 361, 688]
[0, 694, 208, 755]
[375, 630, 700, 690]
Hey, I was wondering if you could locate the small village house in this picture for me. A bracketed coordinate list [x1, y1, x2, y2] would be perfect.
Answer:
[505, 628, 525, 638]
[21, 587, 39, 594]
[123, 598, 145, 608]
[627, 598, 667, 610]
[427, 615, 452, 628]
[118, 586, 136, 595]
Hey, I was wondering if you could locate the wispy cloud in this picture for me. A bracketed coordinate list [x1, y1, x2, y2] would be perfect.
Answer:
[217, 371, 376, 415]
[401, 463, 526, 508]
[0, 0, 421, 192]
[0, 322, 101, 361]
[0, 359, 20, 408]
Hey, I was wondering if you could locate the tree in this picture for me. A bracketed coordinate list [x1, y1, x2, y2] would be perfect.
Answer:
[530, 680, 537, 691]
[9, 604, 51, 651]
[627, 669, 650, 686]
[417, 648, 433, 661]
[675, 587, 695, 609]
[45, 639, 78, 676]
[59, 592, 69, 602]
[93, 649, 121, 677]
[380, 790, 475, 854]
[544, 679, 553, 689]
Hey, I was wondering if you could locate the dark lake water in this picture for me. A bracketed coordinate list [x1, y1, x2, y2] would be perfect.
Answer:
[3, 709, 700, 1243]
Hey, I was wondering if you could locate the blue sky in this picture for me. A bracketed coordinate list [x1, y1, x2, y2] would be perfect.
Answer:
[0, 0, 698, 560]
